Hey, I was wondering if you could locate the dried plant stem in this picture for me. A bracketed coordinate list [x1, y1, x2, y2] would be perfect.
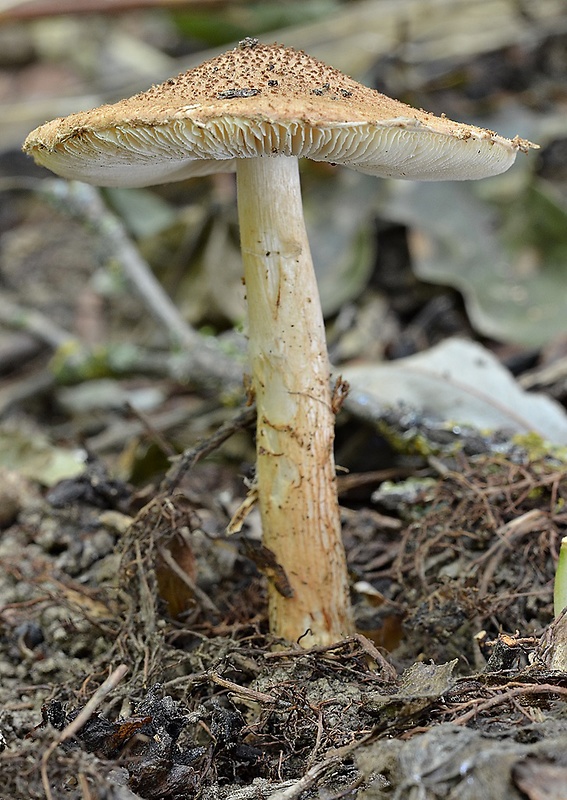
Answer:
[161, 404, 257, 492]
[41, 664, 129, 800]
[43, 180, 243, 390]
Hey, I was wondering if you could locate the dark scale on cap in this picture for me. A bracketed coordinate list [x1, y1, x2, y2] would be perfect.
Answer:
[238, 37, 259, 49]
[125, 42, 379, 125]
[217, 88, 261, 100]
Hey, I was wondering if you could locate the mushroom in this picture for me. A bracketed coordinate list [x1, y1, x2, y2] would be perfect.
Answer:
[23, 39, 536, 647]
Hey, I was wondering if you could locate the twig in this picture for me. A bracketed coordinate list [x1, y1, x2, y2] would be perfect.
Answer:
[0, 178, 245, 397]
[124, 401, 177, 458]
[353, 633, 398, 681]
[86, 405, 195, 452]
[266, 756, 342, 800]
[161, 404, 256, 492]
[476, 509, 550, 597]
[41, 664, 129, 800]
[263, 635, 397, 682]
[78, 772, 95, 800]
[0, 294, 75, 350]
[157, 545, 221, 616]
[42, 180, 243, 390]
[208, 672, 285, 706]
[451, 682, 567, 725]
[336, 468, 413, 496]
[41, 181, 185, 345]
[267, 735, 371, 800]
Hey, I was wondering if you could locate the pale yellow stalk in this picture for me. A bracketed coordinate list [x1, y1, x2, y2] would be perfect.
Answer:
[236, 155, 353, 645]
[554, 536, 567, 618]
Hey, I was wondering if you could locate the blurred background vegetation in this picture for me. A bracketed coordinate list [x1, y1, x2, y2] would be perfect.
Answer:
[1, 0, 567, 484]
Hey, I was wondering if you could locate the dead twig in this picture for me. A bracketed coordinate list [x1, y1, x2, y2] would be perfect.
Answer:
[41, 180, 244, 391]
[263, 634, 397, 681]
[208, 672, 286, 706]
[0, 294, 74, 350]
[451, 682, 567, 725]
[161, 404, 257, 492]
[124, 401, 178, 458]
[157, 545, 221, 616]
[475, 510, 551, 597]
[268, 734, 372, 800]
[353, 633, 398, 681]
[41, 664, 129, 800]
[266, 755, 342, 800]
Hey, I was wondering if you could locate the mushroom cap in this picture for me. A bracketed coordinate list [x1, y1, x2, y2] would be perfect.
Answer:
[23, 41, 536, 187]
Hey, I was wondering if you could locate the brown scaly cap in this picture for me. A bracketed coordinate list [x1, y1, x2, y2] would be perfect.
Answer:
[23, 40, 537, 187]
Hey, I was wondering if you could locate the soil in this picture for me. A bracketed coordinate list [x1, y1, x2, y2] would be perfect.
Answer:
[1, 436, 567, 800]
[1, 13, 567, 800]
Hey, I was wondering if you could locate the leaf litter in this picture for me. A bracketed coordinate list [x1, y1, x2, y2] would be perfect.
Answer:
[0, 427, 566, 799]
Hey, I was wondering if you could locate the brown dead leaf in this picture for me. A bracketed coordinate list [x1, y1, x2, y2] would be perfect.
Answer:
[155, 531, 197, 617]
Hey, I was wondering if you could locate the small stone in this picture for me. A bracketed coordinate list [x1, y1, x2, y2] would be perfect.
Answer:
[0, 468, 26, 528]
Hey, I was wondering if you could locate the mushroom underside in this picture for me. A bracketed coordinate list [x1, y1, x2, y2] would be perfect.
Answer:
[26, 117, 518, 188]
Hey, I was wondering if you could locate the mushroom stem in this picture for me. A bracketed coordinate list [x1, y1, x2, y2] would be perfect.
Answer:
[236, 155, 353, 646]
